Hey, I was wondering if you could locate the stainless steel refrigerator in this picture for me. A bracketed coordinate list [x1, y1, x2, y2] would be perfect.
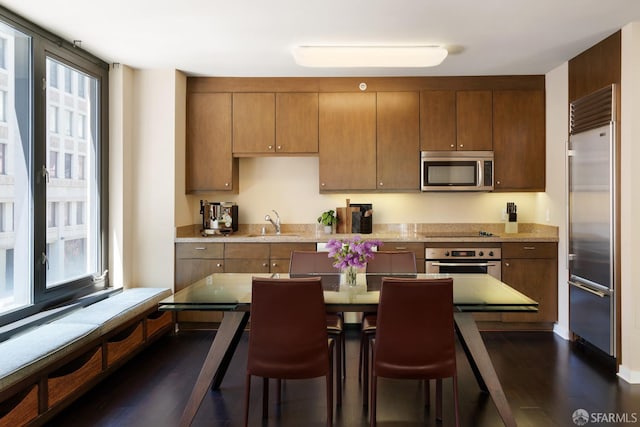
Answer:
[568, 84, 618, 357]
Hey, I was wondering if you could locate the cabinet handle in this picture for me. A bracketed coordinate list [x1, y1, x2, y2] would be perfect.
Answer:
[194, 247, 206, 251]
[505, 262, 510, 267]
[216, 263, 223, 267]
[321, 183, 326, 187]
[277, 145, 282, 150]
[268, 145, 273, 150]
[262, 263, 269, 267]
[394, 246, 407, 250]
[496, 180, 501, 185]
[459, 144, 464, 148]
[272, 263, 277, 267]
[224, 182, 229, 187]
[450, 144, 455, 148]
[379, 182, 383, 186]
[523, 246, 536, 250]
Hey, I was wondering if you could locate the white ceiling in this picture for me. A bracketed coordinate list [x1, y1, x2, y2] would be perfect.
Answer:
[2, 0, 640, 77]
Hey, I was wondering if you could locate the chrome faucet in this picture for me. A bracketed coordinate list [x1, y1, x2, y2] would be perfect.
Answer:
[264, 210, 281, 235]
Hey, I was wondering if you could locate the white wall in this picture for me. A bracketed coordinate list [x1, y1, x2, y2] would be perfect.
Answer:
[545, 63, 570, 338]
[111, 69, 177, 289]
[619, 22, 640, 383]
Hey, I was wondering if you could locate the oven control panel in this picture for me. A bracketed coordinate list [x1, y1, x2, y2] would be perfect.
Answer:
[425, 247, 501, 260]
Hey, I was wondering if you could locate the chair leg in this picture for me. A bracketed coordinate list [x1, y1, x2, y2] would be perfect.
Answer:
[335, 332, 342, 406]
[244, 374, 252, 427]
[327, 354, 334, 427]
[262, 377, 269, 419]
[362, 334, 369, 406]
[276, 378, 282, 404]
[369, 374, 377, 427]
[436, 378, 443, 421]
[453, 375, 460, 427]
[358, 331, 366, 383]
[424, 379, 430, 408]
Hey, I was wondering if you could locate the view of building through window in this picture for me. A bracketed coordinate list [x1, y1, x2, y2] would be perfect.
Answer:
[45, 57, 98, 289]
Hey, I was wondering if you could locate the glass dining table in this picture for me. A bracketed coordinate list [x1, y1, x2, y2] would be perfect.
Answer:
[159, 272, 537, 427]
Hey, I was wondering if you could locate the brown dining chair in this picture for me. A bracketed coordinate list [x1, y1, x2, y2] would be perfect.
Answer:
[289, 250, 345, 405]
[360, 250, 417, 405]
[245, 277, 334, 427]
[369, 277, 459, 427]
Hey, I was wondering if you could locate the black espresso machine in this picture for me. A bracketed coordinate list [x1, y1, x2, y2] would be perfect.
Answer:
[200, 200, 238, 235]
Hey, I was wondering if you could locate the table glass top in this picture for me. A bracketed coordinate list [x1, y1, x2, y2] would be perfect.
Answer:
[159, 273, 538, 313]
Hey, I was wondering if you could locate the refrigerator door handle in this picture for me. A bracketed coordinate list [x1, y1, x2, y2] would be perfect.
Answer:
[569, 280, 607, 298]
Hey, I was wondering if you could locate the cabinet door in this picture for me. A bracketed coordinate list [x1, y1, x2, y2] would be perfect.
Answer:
[318, 92, 377, 191]
[381, 242, 425, 273]
[186, 93, 237, 192]
[232, 93, 276, 154]
[276, 93, 319, 153]
[224, 243, 270, 273]
[420, 90, 456, 151]
[501, 258, 558, 323]
[456, 91, 493, 151]
[270, 242, 316, 273]
[493, 90, 545, 191]
[376, 92, 420, 190]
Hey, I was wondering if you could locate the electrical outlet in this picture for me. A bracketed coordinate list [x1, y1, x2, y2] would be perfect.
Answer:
[501, 208, 507, 221]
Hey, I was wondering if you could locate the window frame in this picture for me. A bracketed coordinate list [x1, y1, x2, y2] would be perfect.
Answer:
[0, 5, 109, 325]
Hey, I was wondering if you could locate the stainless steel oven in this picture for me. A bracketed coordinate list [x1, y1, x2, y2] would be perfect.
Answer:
[425, 247, 501, 280]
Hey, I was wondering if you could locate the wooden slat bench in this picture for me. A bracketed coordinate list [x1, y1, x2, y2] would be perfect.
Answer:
[0, 287, 173, 427]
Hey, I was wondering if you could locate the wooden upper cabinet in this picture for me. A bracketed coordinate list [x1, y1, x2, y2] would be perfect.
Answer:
[275, 93, 319, 153]
[420, 90, 456, 151]
[232, 93, 276, 154]
[456, 90, 493, 151]
[377, 92, 420, 190]
[318, 92, 377, 191]
[186, 92, 237, 193]
[493, 90, 545, 191]
[420, 90, 492, 151]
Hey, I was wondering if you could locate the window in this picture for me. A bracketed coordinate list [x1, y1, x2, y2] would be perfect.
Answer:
[63, 110, 72, 136]
[78, 75, 85, 98]
[76, 201, 84, 225]
[64, 67, 72, 93]
[0, 9, 108, 322]
[49, 150, 58, 177]
[78, 155, 85, 180]
[49, 61, 58, 88]
[0, 37, 5, 69]
[0, 143, 5, 174]
[48, 202, 58, 227]
[64, 153, 72, 178]
[48, 106, 58, 133]
[0, 90, 6, 122]
[77, 114, 86, 139]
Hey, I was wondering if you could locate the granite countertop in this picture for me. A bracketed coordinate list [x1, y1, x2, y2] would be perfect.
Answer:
[175, 223, 559, 243]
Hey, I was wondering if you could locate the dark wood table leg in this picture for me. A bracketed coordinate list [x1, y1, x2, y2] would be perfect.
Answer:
[179, 311, 250, 427]
[454, 312, 517, 427]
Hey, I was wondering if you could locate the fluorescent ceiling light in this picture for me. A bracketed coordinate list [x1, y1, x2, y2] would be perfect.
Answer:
[292, 45, 448, 68]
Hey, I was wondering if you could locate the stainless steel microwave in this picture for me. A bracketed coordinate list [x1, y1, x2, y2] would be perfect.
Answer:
[421, 151, 494, 191]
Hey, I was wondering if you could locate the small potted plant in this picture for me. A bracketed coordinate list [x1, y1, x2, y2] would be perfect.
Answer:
[317, 209, 336, 234]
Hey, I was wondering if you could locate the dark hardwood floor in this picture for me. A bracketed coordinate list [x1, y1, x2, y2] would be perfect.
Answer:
[48, 327, 640, 427]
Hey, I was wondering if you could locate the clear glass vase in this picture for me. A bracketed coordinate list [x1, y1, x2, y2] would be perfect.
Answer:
[343, 266, 358, 287]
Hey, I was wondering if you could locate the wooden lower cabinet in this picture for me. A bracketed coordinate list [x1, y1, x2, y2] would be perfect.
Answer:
[500, 242, 558, 326]
[175, 242, 315, 325]
[379, 242, 425, 273]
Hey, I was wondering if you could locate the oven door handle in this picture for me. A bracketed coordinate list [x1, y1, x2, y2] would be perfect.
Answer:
[430, 262, 498, 267]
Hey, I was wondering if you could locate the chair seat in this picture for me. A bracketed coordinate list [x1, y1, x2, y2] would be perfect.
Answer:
[361, 313, 376, 334]
[325, 314, 343, 334]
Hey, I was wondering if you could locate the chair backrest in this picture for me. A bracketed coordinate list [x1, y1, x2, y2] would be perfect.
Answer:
[374, 277, 456, 379]
[289, 250, 337, 274]
[247, 276, 330, 379]
[366, 251, 417, 274]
